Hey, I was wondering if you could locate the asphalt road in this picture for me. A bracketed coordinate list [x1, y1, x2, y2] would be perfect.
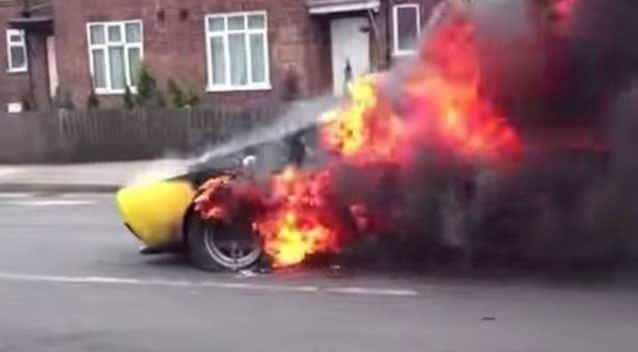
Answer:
[1, 193, 637, 352]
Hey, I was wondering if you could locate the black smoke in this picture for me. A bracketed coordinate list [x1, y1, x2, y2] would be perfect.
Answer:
[478, 0, 638, 129]
[332, 0, 638, 275]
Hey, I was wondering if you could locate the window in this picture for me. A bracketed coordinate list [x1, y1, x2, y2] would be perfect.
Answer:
[87, 20, 143, 94]
[393, 4, 421, 56]
[205, 11, 270, 91]
[7, 29, 27, 73]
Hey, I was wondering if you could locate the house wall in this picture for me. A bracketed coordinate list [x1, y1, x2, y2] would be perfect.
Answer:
[0, 1, 31, 111]
[2, 0, 445, 111]
[52, 0, 333, 110]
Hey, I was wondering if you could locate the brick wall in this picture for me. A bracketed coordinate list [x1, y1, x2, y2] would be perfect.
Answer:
[0, 0, 448, 111]
[0, 2, 31, 111]
[52, 0, 333, 110]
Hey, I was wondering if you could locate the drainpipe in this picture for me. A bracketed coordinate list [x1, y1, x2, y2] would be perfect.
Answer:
[22, 0, 30, 15]
[366, 8, 379, 71]
[386, 0, 395, 69]
[22, 0, 37, 110]
[25, 34, 37, 110]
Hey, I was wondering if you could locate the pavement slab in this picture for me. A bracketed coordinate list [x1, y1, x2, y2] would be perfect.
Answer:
[0, 159, 189, 193]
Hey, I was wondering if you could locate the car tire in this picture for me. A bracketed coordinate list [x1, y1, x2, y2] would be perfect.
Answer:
[185, 211, 263, 272]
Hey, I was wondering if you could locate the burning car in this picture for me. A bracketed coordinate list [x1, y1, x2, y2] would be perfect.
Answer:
[116, 2, 527, 272]
[118, 0, 624, 273]
[116, 125, 324, 271]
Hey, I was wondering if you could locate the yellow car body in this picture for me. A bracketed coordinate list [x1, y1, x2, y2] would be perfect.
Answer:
[116, 179, 196, 248]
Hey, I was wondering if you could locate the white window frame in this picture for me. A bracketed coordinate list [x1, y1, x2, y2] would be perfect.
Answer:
[392, 3, 421, 57]
[86, 20, 144, 95]
[6, 29, 28, 73]
[205, 11, 271, 92]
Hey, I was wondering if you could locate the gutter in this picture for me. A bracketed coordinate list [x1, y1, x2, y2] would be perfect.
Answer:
[307, 0, 380, 14]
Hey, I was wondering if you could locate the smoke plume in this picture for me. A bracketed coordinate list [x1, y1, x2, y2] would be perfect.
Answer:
[341, 0, 638, 274]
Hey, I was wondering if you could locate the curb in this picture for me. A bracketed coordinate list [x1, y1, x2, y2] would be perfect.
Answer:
[0, 183, 120, 194]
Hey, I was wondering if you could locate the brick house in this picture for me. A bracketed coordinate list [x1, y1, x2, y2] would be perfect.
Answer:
[0, 0, 44, 111]
[1, 0, 441, 112]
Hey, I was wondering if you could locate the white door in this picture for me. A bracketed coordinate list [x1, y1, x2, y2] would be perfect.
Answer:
[330, 17, 370, 96]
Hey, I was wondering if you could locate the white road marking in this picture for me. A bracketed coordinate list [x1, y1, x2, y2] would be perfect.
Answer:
[0, 192, 34, 199]
[5, 200, 95, 207]
[325, 287, 420, 297]
[0, 272, 419, 297]
[61, 193, 115, 199]
[0, 168, 18, 178]
[236, 270, 259, 278]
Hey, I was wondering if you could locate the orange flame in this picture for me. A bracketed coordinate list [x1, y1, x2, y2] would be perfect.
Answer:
[321, 75, 404, 164]
[256, 210, 338, 267]
[320, 19, 520, 165]
[195, 169, 342, 267]
[193, 175, 233, 221]
[254, 167, 340, 267]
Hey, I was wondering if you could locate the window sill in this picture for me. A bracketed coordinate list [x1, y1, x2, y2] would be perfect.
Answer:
[7, 68, 28, 74]
[206, 83, 272, 93]
[96, 88, 138, 96]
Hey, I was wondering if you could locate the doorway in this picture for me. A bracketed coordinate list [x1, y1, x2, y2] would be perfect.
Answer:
[330, 17, 370, 96]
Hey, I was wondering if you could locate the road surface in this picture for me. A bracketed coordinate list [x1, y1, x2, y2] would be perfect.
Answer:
[0, 192, 637, 352]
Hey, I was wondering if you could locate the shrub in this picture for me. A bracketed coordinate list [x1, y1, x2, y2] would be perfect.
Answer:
[167, 80, 200, 108]
[136, 65, 165, 108]
[184, 88, 201, 107]
[167, 79, 185, 108]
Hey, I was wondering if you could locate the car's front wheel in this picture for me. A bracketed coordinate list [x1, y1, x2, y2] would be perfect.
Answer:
[186, 213, 263, 272]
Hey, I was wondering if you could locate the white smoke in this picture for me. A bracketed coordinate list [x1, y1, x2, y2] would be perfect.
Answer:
[126, 158, 189, 186]
[190, 95, 340, 166]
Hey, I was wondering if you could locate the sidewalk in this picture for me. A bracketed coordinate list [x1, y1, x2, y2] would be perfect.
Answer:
[0, 159, 190, 193]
